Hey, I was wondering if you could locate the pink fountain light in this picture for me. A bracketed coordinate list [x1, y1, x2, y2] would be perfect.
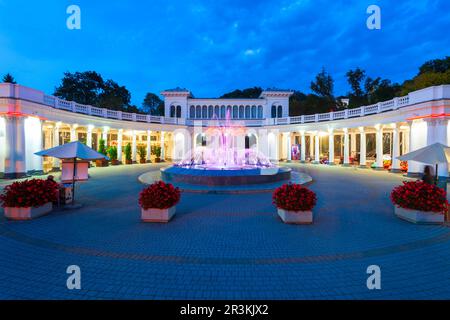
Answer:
[177, 110, 274, 170]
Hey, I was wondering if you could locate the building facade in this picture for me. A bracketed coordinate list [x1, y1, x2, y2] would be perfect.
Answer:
[1, 83, 450, 179]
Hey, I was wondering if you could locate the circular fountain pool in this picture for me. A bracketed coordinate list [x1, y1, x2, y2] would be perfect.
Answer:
[140, 112, 312, 192]
[161, 166, 292, 186]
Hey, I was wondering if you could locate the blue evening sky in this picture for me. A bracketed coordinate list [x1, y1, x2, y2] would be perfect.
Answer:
[0, 0, 449, 106]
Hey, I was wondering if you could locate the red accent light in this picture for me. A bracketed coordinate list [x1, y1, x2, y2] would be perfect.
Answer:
[406, 113, 450, 121]
[0, 111, 47, 120]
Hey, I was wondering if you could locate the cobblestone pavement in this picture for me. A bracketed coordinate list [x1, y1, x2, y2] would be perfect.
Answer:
[0, 163, 449, 299]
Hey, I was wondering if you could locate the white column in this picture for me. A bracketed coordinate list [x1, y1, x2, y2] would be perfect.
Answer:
[160, 131, 165, 160]
[350, 132, 357, 157]
[70, 124, 78, 142]
[4, 116, 26, 178]
[146, 130, 152, 162]
[300, 131, 306, 162]
[313, 133, 320, 163]
[391, 124, 401, 172]
[132, 131, 137, 162]
[117, 129, 123, 162]
[102, 127, 109, 146]
[285, 133, 292, 161]
[328, 129, 334, 165]
[52, 124, 60, 168]
[375, 125, 383, 169]
[359, 127, 367, 167]
[86, 125, 93, 148]
[426, 118, 449, 177]
[343, 128, 350, 166]
[309, 134, 314, 160]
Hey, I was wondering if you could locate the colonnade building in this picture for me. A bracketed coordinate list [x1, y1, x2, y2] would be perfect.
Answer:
[1, 83, 450, 179]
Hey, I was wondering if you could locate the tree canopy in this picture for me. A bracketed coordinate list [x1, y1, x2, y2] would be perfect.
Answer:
[142, 92, 164, 115]
[2, 73, 16, 84]
[54, 71, 133, 112]
[220, 87, 262, 99]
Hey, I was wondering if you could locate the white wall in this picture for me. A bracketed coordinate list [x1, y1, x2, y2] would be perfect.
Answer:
[0, 117, 5, 174]
[408, 120, 427, 174]
[24, 117, 43, 171]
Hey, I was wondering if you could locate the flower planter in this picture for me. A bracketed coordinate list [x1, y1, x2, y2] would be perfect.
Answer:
[95, 159, 109, 167]
[4, 202, 53, 220]
[277, 208, 313, 224]
[394, 206, 444, 225]
[139, 159, 146, 164]
[125, 159, 133, 165]
[155, 157, 161, 163]
[141, 206, 176, 223]
[111, 159, 120, 166]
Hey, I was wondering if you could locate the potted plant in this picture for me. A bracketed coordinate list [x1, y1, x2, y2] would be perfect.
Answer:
[96, 139, 109, 167]
[273, 183, 317, 224]
[137, 145, 147, 164]
[124, 143, 132, 164]
[0, 179, 59, 220]
[139, 181, 181, 222]
[391, 180, 447, 224]
[107, 146, 119, 165]
[153, 145, 162, 163]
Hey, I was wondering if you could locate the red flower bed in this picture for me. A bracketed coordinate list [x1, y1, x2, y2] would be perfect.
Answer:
[390, 180, 448, 214]
[139, 181, 181, 210]
[273, 183, 317, 212]
[0, 179, 59, 208]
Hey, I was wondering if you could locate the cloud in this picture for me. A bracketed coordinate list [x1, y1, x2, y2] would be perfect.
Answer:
[0, 0, 449, 102]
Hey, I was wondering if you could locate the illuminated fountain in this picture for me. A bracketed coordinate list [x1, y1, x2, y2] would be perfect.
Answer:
[161, 112, 291, 187]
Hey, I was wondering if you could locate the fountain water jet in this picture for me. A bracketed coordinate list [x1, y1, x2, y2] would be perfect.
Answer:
[161, 111, 291, 187]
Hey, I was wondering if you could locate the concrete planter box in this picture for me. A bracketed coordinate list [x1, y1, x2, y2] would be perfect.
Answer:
[277, 208, 313, 224]
[394, 206, 444, 225]
[141, 206, 176, 223]
[4, 202, 53, 220]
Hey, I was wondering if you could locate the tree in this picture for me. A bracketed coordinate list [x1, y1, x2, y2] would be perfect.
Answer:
[310, 68, 334, 99]
[54, 71, 104, 106]
[2, 73, 16, 84]
[142, 92, 164, 115]
[346, 68, 366, 98]
[54, 71, 135, 112]
[98, 79, 131, 110]
[345, 68, 400, 108]
[418, 56, 450, 75]
[220, 87, 262, 98]
[401, 56, 450, 95]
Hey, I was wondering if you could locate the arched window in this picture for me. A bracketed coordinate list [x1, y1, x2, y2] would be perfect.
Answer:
[196, 105, 201, 118]
[232, 106, 238, 119]
[208, 105, 213, 119]
[196, 134, 206, 147]
[251, 105, 256, 119]
[277, 105, 283, 118]
[214, 105, 220, 118]
[176, 105, 181, 118]
[245, 105, 250, 118]
[190, 105, 195, 118]
[170, 105, 176, 118]
[271, 105, 277, 118]
[245, 134, 257, 149]
[220, 106, 226, 119]
[257, 105, 263, 119]
[239, 105, 244, 119]
[202, 105, 207, 118]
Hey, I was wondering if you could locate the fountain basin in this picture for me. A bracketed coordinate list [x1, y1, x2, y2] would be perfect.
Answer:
[161, 166, 291, 186]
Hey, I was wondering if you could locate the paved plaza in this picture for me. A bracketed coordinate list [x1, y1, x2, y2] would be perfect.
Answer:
[0, 163, 449, 299]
